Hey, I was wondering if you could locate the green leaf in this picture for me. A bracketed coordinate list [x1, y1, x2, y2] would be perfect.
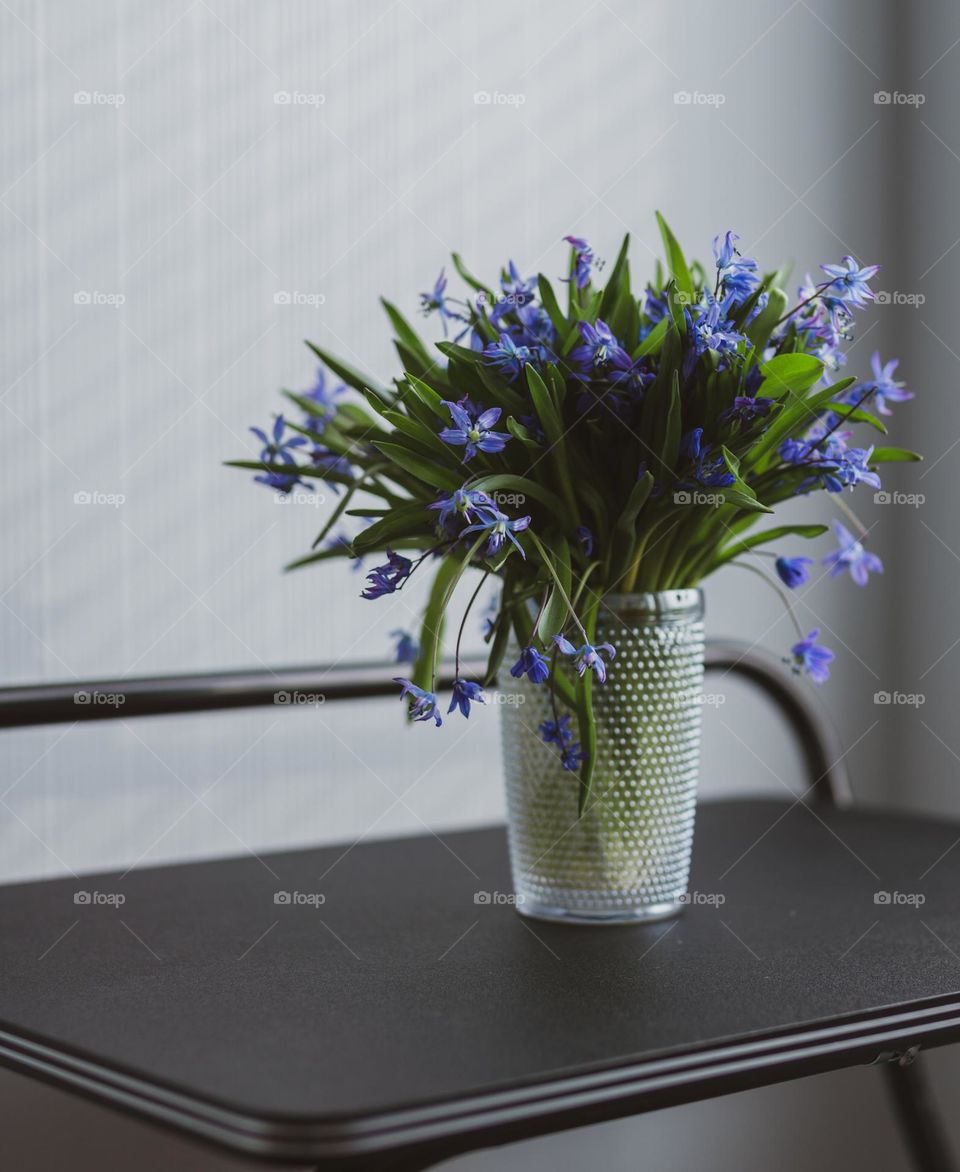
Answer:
[757, 353, 824, 399]
[608, 471, 654, 583]
[352, 501, 432, 555]
[371, 441, 462, 492]
[538, 273, 569, 338]
[525, 364, 564, 444]
[468, 473, 565, 515]
[632, 316, 668, 358]
[710, 523, 828, 568]
[381, 299, 434, 372]
[655, 211, 694, 299]
[744, 287, 788, 353]
[451, 252, 494, 299]
[599, 233, 631, 321]
[869, 446, 923, 463]
[305, 341, 392, 404]
[660, 371, 682, 470]
[506, 416, 542, 450]
[412, 538, 485, 692]
[537, 537, 572, 645]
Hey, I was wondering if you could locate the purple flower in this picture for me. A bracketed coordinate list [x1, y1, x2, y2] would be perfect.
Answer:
[301, 369, 345, 434]
[825, 446, 882, 493]
[562, 235, 594, 289]
[539, 714, 573, 746]
[447, 678, 486, 718]
[428, 487, 495, 534]
[820, 256, 879, 308]
[859, 352, 914, 416]
[537, 713, 584, 770]
[461, 509, 531, 558]
[419, 269, 465, 336]
[790, 629, 834, 685]
[720, 395, 775, 429]
[390, 629, 418, 664]
[361, 550, 413, 599]
[553, 635, 616, 684]
[691, 294, 744, 356]
[394, 678, 443, 726]
[438, 400, 512, 461]
[510, 646, 551, 684]
[775, 556, 813, 589]
[570, 318, 630, 371]
[250, 414, 308, 491]
[499, 260, 537, 305]
[822, 521, 883, 586]
[575, 526, 594, 557]
[482, 334, 535, 382]
[713, 231, 759, 300]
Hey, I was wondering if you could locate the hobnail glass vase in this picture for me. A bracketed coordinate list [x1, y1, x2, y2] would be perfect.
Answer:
[501, 589, 705, 924]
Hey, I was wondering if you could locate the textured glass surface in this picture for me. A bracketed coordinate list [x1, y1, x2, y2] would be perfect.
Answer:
[501, 590, 705, 923]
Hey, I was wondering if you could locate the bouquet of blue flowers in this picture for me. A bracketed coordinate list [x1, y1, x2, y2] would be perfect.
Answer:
[229, 215, 918, 807]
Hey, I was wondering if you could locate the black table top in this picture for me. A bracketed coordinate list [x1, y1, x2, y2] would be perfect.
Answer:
[2, 797, 960, 1168]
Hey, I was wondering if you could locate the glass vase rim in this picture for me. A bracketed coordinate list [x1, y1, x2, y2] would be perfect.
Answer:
[599, 588, 704, 622]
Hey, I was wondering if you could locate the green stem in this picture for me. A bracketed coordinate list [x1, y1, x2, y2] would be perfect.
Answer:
[527, 531, 589, 641]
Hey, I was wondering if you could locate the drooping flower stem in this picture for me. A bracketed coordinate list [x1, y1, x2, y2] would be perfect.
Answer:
[527, 531, 589, 642]
[773, 277, 840, 328]
[729, 560, 806, 641]
[454, 570, 491, 677]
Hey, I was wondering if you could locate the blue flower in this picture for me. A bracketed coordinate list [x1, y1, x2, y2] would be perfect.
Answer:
[553, 635, 617, 684]
[390, 629, 418, 664]
[438, 400, 512, 461]
[790, 629, 834, 685]
[570, 318, 630, 371]
[823, 446, 882, 493]
[691, 294, 744, 356]
[821, 521, 883, 586]
[562, 235, 594, 289]
[539, 714, 573, 746]
[447, 678, 486, 718]
[537, 713, 584, 770]
[361, 550, 413, 599]
[859, 352, 914, 417]
[420, 269, 465, 336]
[775, 556, 813, 589]
[575, 526, 594, 557]
[428, 487, 495, 534]
[499, 260, 537, 305]
[250, 414, 308, 491]
[461, 510, 531, 558]
[713, 231, 759, 300]
[820, 256, 879, 308]
[482, 334, 535, 382]
[510, 646, 551, 684]
[682, 431, 735, 489]
[301, 369, 345, 434]
[720, 395, 775, 429]
[394, 678, 443, 725]
[644, 286, 671, 324]
[560, 743, 585, 772]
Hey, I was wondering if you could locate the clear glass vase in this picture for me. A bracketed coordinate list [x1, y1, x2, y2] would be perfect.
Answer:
[501, 589, 705, 924]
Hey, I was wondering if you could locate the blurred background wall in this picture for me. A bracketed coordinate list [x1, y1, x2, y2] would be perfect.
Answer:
[2, 1, 957, 1170]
